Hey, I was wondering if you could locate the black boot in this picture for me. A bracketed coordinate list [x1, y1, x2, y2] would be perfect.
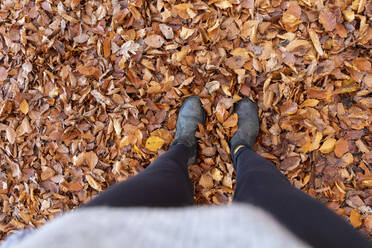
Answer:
[230, 98, 259, 158]
[171, 96, 206, 165]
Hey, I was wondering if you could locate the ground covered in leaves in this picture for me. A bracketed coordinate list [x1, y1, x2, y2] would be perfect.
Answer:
[0, 0, 371, 241]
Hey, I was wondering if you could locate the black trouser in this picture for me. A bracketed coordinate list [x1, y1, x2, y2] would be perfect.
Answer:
[85, 144, 371, 248]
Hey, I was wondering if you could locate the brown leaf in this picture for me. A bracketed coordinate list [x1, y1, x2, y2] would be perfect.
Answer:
[223, 113, 238, 128]
[103, 37, 111, 58]
[77, 64, 101, 79]
[225, 56, 248, 69]
[334, 138, 349, 158]
[0, 66, 8, 81]
[86, 152, 98, 170]
[280, 157, 301, 171]
[216, 103, 228, 123]
[201, 147, 216, 157]
[144, 34, 165, 48]
[353, 57, 371, 72]
[319, 9, 337, 31]
[199, 173, 214, 189]
[308, 29, 324, 56]
[19, 99, 29, 114]
[280, 101, 298, 116]
[211, 168, 223, 181]
[159, 24, 174, 40]
[86, 175, 102, 191]
[350, 209, 362, 228]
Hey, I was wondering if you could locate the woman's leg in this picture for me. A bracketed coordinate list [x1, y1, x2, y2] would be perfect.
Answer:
[85, 144, 194, 207]
[85, 96, 206, 208]
[233, 147, 371, 248]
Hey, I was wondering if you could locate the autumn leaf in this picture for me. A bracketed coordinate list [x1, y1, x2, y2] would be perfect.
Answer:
[0, 66, 7, 81]
[350, 209, 362, 228]
[216, 103, 227, 123]
[103, 37, 111, 58]
[319, 138, 336, 154]
[19, 99, 29, 114]
[86, 175, 102, 191]
[214, 0, 232, 9]
[334, 138, 349, 158]
[144, 34, 165, 48]
[319, 9, 337, 31]
[300, 99, 319, 108]
[223, 113, 238, 128]
[145, 136, 164, 152]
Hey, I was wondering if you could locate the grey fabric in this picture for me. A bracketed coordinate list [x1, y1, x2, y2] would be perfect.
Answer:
[8, 204, 310, 248]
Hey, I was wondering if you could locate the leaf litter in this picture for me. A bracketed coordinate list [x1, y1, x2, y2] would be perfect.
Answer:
[0, 0, 371, 240]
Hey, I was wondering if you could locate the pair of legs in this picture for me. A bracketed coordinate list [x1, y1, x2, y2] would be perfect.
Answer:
[85, 97, 370, 247]
[85, 144, 370, 247]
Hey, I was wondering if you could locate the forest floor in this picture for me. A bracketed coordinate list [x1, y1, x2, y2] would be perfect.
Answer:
[0, 0, 371, 241]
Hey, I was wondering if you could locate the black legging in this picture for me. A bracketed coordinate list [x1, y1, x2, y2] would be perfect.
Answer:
[85, 144, 371, 248]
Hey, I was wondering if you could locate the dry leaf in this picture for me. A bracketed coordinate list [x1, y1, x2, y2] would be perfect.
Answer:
[0, 66, 7, 81]
[334, 138, 349, 158]
[145, 136, 164, 151]
[280, 101, 298, 116]
[19, 99, 29, 114]
[206, 81, 220, 94]
[211, 168, 223, 181]
[159, 24, 174, 39]
[300, 99, 319, 108]
[144, 34, 165, 48]
[216, 103, 227, 123]
[215, 0, 232, 9]
[199, 173, 214, 188]
[319, 138, 336, 154]
[86, 175, 102, 191]
[319, 9, 337, 31]
[350, 209, 362, 228]
[223, 113, 238, 128]
[308, 29, 324, 57]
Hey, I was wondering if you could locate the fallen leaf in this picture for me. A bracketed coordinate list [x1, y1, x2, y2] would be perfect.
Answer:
[159, 24, 174, 39]
[223, 113, 238, 128]
[86, 152, 98, 170]
[308, 29, 324, 57]
[350, 209, 362, 228]
[144, 34, 165, 48]
[334, 138, 349, 158]
[280, 101, 298, 116]
[211, 168, 223, 181]
[0, 67, 7, 81]
[319, 9, 337, 31]
[343, 10, 355, 22]
[319, 138, 336, 154]
[145, 136, 164, 151]
[300, 99, 319, 108]
[215, 0, 232, 9]
[206, 81, 220, 94]
[199, 173, 214, 188]
[86, 175, 102, 191]
[280, 156, 301, 171]
[19, 99, 29, 114]
[216, 103, 227, 123]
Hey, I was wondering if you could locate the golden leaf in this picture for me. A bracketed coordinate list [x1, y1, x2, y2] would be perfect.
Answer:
[20, 99, 29, 114]
[319, 138, 336, 154]
[223, 113, 238, 128]
[350, 209, 362, 228]
[86, 175, 102, 191]
[145, 136, 164, 152]
[214, 0, 232, 9]
[300, 99, 319, 108]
